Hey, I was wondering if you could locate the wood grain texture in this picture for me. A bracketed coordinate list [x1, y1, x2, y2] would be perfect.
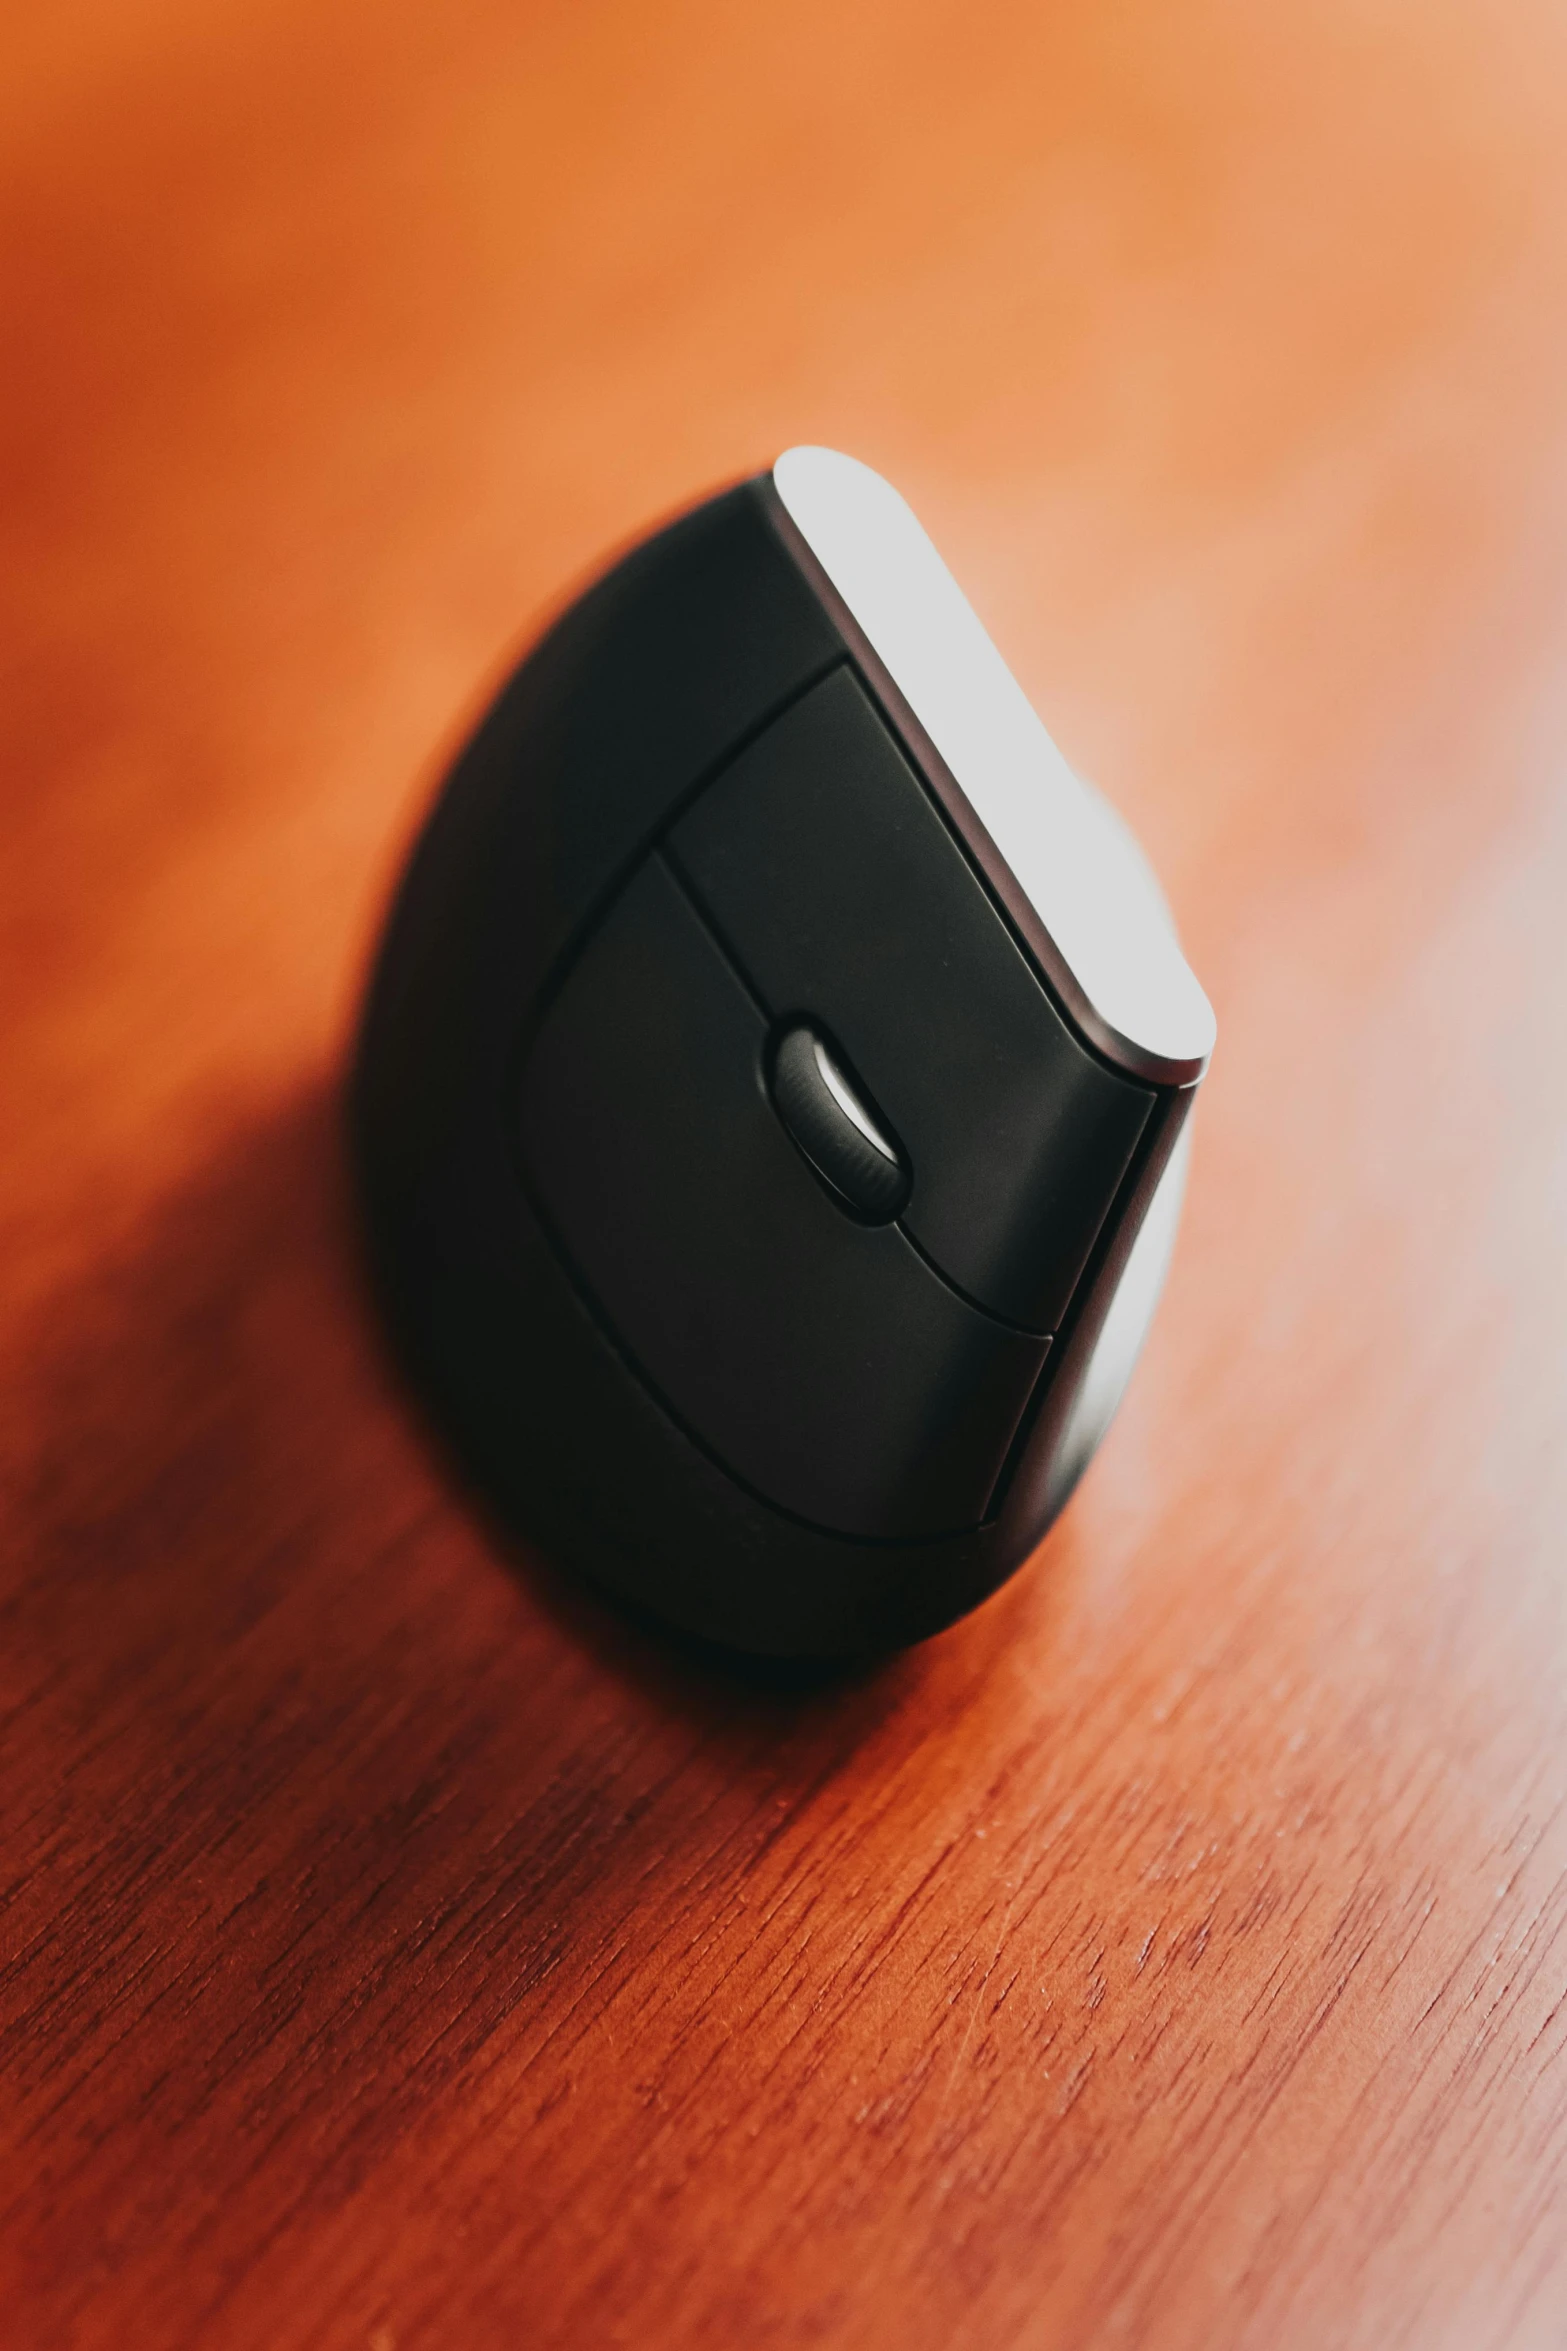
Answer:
[5, 1, 1567, 2343]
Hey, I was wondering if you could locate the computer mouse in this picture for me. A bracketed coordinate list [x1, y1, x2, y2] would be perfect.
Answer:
[351, 447, 1214, 1658]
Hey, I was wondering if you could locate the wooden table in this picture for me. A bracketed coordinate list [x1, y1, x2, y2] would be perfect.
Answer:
[6, 2, 1567, 2342]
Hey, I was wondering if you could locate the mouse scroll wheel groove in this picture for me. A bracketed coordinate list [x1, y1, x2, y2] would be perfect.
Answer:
[770, 1022, 911, 1223]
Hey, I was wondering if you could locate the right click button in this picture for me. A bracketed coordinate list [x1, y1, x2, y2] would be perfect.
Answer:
[669, 665, 1156, 1334]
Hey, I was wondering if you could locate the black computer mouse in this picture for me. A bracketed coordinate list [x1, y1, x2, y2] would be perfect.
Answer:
[351, 448, 1214, 1658]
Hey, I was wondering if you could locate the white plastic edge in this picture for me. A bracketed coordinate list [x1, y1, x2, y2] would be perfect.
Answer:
[771, 446, 1215, 1079]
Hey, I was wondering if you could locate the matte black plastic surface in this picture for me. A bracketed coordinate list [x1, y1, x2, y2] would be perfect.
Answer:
[352, 469, 1196, 1657]
[670, 667, 1154, 1332]
[355, 484, 844, 1229]
[518, 855, 1049, 1539]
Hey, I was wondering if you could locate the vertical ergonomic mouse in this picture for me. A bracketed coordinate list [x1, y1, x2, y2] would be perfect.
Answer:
[351, 449, 1214, 1657]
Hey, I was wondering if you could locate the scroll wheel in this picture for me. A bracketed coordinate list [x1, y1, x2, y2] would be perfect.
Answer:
[770, 1023, 910, 1223]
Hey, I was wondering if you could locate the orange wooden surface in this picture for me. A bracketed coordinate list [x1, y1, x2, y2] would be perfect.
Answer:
[6, 3, 1567, 2344]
